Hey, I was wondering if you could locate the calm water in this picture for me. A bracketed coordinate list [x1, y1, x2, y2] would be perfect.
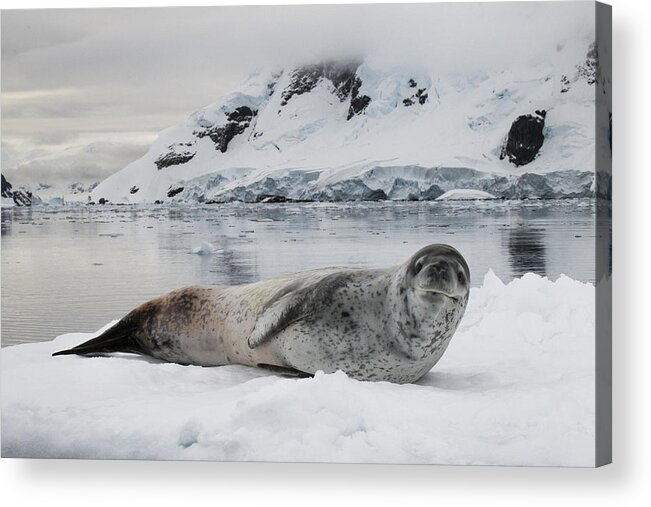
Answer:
[1, 200, 597, 346]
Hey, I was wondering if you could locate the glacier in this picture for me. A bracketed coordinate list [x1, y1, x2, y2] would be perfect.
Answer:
[89, 37, 608, 205]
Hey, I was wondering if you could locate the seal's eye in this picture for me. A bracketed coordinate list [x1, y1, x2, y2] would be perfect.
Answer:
[457, 271, 466, 284]
[414, 260, 423, 275]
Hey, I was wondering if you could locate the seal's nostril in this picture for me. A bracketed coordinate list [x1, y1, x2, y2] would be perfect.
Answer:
[431, 260, 449, 275]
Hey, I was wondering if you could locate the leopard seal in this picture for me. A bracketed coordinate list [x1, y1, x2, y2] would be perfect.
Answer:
[53, 244, 470, 384]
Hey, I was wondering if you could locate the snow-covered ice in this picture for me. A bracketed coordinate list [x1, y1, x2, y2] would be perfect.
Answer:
[1, 271, 595, 465]
[436, 189, 497, 201]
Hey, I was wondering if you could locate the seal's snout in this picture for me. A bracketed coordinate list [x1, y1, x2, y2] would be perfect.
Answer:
[424, 259, 453, 281]
[410, 244, 470, 300]
[417, 259, 462, 297]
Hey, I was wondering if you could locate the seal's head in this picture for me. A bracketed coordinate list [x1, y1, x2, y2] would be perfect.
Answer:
[388, 244, 470, 365]
[407, 244, 470, 302]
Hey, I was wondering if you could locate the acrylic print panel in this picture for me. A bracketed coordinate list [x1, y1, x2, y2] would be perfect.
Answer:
[0, 1, 611, 466]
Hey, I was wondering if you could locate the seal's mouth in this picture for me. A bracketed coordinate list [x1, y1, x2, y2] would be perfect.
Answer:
[414, 287, 460, 301]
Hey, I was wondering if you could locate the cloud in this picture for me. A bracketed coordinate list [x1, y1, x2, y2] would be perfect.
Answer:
[2, 141, 150, 185]
[0, 11, 87, 59]
[2, 4, 594, 90]
[1, 3, 595, 186]
[29, 130, 80, 146]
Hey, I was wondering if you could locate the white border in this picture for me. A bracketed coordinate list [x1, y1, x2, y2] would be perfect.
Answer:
[1, 0, 650, 505]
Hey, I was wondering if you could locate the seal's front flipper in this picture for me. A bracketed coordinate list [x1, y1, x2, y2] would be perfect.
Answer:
[52, 317, 144, 357]
[256, 363, 313, 379]
[247, 288, 314, 348]
[248, 272, 350, 348]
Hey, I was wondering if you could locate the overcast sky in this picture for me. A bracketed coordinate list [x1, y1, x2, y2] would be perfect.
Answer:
[1, 2, 593, 187]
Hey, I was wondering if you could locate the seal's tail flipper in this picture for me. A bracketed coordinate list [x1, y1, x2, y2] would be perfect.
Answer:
[52, 318, 144, 357]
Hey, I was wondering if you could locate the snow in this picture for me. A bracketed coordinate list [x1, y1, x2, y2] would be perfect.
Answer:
[436, 189, 497, 201]
[1, 270, 596, 465]
[89, 36, 598, 204]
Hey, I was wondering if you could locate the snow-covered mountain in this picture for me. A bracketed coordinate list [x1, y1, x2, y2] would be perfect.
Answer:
[33, 181, 99, 204]
[1, 174, 33, 207]
[1, 176, 100, 207]
[91, 39, 606, 204]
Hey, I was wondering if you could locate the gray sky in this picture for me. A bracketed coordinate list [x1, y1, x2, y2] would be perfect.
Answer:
[1, 2, 593, 187]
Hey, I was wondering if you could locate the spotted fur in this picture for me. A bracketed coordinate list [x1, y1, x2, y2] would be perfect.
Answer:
[54, 244, 470, 384]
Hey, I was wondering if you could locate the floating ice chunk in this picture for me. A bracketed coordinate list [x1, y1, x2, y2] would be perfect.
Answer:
[192, 242, 216, 255]
[436, 189, 497, 201]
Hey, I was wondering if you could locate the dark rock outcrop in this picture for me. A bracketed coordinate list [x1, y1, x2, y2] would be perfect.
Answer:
[194, 107, 256, 153]
[200, 123, 244, 153]
[1, 174, 13, 198]
[227, 106, 256, 123]
[348, 94, 370, 119]
[560, 43, 598, 94]
[280, 62, 360, 107]
[167, 185, 184, 198]
[347, 76, 371, 120]
[576, 42, 598, 85]
[403, 80, 428, 107]
[11, 189, 32, 206]
[155, 143, 196, 170]
[2, 174, 33, 206]
[266, 75, 280, 97]
[500, 111, 546, 166]
[129, 186, 139, 194]
[560, 75, 571, 93]
[326, 63, 360, 101]
[280, 66, 322, 106]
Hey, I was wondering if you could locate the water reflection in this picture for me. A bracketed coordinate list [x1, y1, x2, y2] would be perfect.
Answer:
[167, 208, 189, 222]
[506, 227, 547, 278]
[1, 210, 12, 236]
[209, 248, 258, 285]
